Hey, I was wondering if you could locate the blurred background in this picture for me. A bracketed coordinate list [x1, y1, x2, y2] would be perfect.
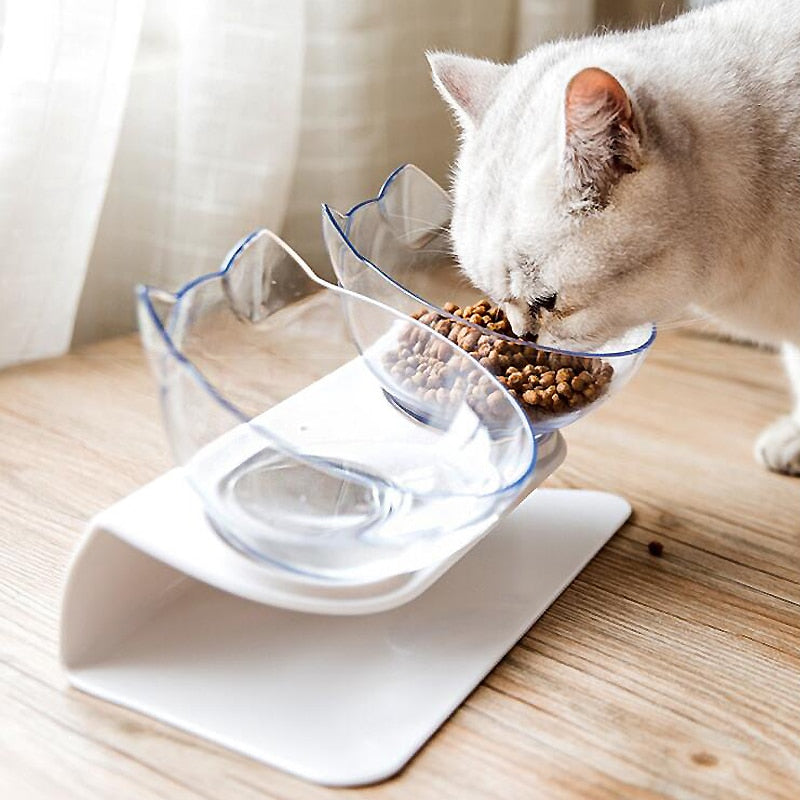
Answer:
[1, 0, 712, 369]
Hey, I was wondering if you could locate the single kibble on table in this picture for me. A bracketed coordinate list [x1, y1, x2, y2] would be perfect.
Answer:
[647, 540, 664, 557]
[388, 301, 615, 420]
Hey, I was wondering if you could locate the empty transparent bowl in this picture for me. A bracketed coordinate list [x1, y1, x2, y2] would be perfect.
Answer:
[322, 164, 656, 433]
[136, 230, 536, 582]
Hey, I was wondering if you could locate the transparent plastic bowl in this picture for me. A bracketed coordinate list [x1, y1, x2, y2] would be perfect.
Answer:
[322, 164, 656, 433]
[136, 229, 536, 582]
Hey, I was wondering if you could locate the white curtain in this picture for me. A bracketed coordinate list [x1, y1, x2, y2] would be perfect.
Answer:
[0, 0, 677, 369]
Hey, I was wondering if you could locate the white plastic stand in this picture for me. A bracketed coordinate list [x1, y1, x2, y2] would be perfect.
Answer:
[60, 424, 630, 786]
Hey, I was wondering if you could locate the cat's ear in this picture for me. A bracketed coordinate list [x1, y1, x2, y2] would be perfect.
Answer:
[562, 67, 642, 211]
[427, 52, 509, 130]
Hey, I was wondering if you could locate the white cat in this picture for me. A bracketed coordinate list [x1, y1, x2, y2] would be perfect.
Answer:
[429, 0, 800, 475]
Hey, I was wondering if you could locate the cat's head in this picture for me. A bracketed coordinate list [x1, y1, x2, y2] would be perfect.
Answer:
[429, 50, 694, 348]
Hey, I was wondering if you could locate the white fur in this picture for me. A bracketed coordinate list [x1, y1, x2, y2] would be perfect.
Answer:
[755, 343, 800, 475]
[429, 0, 800, 475]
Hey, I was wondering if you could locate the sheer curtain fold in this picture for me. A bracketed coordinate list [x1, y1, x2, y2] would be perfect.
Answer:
[515, 0, 595, 54]
[72, 0, 306, 345]
[0, 0, 680, 368]
[280, 0, 517, 276]
[0, 0, 144, 367]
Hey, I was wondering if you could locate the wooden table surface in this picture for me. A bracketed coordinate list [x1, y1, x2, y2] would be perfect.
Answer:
[1, 330, 799, 799]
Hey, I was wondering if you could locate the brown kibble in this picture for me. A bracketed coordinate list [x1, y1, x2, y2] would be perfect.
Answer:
[647, 540, 664, 557]
[539, 371, 555, 388]
[521, 389, 539, 406]
[508, 372, 526, 390]
[462, 330, 481, 350]
[556, 381, 573, 398]
[403, 302, 614, 420]
[433, 319, 452, 336]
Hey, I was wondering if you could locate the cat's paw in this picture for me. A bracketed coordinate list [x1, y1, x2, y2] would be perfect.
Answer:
[755, 416, 800, 476]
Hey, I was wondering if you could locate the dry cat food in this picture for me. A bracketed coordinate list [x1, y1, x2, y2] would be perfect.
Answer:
[387, 299, 614, 421]
[647, 540, 664, 557]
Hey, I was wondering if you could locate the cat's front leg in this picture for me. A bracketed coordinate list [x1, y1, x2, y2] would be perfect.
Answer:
[755, 343, 800, 476]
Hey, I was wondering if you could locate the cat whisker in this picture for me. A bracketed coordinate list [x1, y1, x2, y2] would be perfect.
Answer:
[654, 311, 718, 331]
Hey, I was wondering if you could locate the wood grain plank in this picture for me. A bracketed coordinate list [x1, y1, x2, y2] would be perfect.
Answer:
[1, 330, 799, 799]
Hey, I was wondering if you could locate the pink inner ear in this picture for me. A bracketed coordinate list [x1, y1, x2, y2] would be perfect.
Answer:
[565, 67, 634, 135]
[439, 64, 474, 113]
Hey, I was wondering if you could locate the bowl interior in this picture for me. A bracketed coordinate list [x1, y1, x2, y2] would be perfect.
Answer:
[322, 164, 655, 432]
[137, 229, 536, 581]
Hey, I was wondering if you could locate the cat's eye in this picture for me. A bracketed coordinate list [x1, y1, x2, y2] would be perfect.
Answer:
[530, 292, 558, 314]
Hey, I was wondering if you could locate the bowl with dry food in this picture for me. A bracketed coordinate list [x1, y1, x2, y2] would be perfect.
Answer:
[322, 164, 656, 432]
[136, 229, 538, 583]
